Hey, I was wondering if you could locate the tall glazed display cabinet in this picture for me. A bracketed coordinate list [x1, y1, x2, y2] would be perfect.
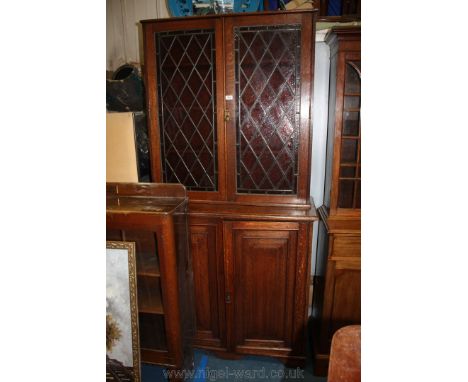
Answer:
[312, 26, 361, 376]
[142, 10, 318, 366]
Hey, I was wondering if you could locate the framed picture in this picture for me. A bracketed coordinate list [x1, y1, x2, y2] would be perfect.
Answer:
[106, 241, 140, 382]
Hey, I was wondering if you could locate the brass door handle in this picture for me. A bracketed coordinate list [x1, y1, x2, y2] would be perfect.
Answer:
[224, 109, 230, 122]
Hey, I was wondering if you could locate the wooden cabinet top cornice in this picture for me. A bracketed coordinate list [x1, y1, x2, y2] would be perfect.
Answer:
[140, 9, 318, 24]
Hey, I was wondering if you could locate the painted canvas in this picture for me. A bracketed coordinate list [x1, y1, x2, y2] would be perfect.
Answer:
[106, 241, 140, 382]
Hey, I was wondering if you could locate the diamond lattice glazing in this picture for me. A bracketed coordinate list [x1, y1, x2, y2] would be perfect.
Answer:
[234, 25, 302, 194]
[156, 29, 218, 191]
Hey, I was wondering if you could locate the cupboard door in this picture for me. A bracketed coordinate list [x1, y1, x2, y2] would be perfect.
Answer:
[189, 218, 226, 349]
[224, 13, 315, 204]
[143, 18, 226, 200]
[224, 221, 307, 356]
[328, 47, 361, 213]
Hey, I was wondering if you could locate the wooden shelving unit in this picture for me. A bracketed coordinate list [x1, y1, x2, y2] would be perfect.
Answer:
[107, 182, 195, 374]
[312, 26, 361, 376]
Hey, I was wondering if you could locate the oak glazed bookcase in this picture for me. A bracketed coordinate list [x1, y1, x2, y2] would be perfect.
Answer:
[141, 10, 318, 366]
[106, 183, 195, 375]
[311, 26, 361, 376]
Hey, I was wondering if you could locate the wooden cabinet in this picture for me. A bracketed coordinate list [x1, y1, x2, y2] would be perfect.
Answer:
[141, 10, 318, 366]
[312, 26, 361, 376]
[106, 183, 195, 373]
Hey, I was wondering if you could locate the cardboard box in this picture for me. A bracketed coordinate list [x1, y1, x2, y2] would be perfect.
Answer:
[106, 112, 139, 182]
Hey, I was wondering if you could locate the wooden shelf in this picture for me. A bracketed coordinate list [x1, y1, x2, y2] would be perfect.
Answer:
[138, 271, 161, 277]
[139, 313, 168, 352]
[138, 296, 164, 314]
[137, 275, 164, 315]
[340, 161, 359, 166]
[341, 135, 360, 140]
[137, 255, 160, 277]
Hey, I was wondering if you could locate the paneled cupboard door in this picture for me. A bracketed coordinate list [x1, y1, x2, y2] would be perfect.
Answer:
[189, 217, 227, 350]
[224, 13, 315, 204]
[143, 18, 227, 201]
[223, 221, 311, 363]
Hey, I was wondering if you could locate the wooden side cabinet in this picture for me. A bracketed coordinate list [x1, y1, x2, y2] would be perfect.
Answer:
[106, 182, 196, 375]
[312, 26, 361, 376]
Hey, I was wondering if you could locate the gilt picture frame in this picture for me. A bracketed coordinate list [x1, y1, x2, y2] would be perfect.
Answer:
[106, 241, 140, 382]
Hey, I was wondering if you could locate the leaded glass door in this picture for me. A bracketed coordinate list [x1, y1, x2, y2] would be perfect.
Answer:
[224, 13, 314, 204]
[144, 18, 226, 200]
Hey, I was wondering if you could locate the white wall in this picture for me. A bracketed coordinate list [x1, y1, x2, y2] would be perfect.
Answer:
[106, 0, 169, 71]
[310, 32, 331, 277]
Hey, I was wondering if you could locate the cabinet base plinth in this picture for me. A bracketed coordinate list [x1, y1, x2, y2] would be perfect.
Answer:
[193, 345, 307, 368]
[312, 352, 329, 376]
